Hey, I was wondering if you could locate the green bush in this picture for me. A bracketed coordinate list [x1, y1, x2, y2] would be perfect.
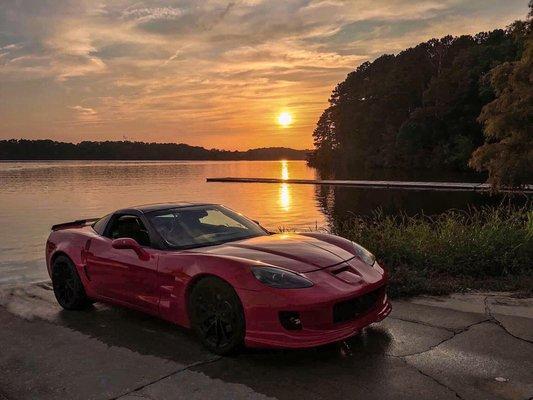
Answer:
[331, 205, 533, 298]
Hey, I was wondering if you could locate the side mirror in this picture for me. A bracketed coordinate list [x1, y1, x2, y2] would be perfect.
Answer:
[112, 238, 149, 261]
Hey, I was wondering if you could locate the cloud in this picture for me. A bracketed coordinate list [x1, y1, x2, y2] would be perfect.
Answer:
[70, 105, 97, 115]
[122, 6, 184, 23]
[69, 105, 99, 123]
[1, 43, 23, 51]
[161, 48, 185, 65]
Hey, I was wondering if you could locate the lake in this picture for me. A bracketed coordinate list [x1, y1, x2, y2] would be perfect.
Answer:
[0, 160, 517, 285]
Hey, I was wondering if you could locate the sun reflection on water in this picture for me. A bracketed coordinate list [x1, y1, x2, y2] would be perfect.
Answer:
[280, 183, 290, 211]
[281, 160, 289, 180]
[279, 160, 291, 211]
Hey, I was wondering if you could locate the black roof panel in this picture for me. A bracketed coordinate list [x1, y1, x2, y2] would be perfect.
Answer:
[117, 202, 215, 214]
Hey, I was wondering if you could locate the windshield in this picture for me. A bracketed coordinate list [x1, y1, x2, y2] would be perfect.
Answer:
[147, 205, 268, 249]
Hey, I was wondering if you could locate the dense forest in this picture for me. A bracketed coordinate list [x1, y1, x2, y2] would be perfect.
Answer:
[309, 5, 532, 189]
[0, 139, 309, 161]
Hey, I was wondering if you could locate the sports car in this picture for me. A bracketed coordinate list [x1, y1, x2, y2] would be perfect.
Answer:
[46, 203, 391, 354]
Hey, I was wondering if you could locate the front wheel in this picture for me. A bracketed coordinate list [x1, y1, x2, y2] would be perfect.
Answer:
[52, 255, 92, 310]
[189, 277, 245, 355]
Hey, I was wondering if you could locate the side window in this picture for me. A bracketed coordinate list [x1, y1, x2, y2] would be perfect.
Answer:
[106, 215, 151, 247]
[92, 213, 112, 235]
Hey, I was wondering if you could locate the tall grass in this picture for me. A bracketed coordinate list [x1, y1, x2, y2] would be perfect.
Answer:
[331, 205, 533, 297]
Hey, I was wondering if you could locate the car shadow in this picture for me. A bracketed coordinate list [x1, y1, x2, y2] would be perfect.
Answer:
[44, 289, 395, 399]
[5, 282, 394, 368]
[56, 299, 393, 367]
[3, 283, 443, 399]
[191, 328, 395, 399]
[56, 303, 213, 365]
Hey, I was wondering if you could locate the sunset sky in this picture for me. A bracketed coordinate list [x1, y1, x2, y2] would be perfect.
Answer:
[0, 0, 529, 150]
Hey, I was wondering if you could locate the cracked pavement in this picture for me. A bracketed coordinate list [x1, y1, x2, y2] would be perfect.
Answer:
[0, 284, 531, 400]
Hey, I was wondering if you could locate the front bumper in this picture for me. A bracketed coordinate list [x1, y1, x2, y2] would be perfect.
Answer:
[244, 291, 391, 348]
[239, 259, 391, 349]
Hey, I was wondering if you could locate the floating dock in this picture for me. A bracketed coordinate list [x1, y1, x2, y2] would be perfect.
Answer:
[206, 177, 533, 193]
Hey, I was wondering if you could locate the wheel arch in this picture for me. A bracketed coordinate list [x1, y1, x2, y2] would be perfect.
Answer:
[184, 273, 246, 328]
[50, 250, 73, 272]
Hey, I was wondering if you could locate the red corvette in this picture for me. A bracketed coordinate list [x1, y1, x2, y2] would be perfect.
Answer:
[46, 203, 391, 354]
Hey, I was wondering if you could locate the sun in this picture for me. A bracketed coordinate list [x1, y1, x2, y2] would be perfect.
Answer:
[277, 112, 293, 127]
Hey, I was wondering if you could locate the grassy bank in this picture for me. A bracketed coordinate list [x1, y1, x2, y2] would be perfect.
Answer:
[331, 205, 533, 298]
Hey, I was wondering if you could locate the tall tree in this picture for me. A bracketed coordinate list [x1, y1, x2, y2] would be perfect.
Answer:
[307, 107, 338, 168]
[396, 29, 523, 170]
[310, 8, 532, 188]
[469, 10, 533, 188]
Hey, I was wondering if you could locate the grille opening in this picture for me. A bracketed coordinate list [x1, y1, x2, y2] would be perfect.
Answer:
[333, 288, 382, 324]
[279, 311, 302, 330]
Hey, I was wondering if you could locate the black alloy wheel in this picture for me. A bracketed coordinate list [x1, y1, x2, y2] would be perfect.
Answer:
[52, 255, 91, 310]
[189, 277, 245, 355]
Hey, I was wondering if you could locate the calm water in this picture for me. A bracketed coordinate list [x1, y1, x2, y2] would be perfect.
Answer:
[0, 160, 517, 285]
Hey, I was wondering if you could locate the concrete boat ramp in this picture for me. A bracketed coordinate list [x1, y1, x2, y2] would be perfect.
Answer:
[1, 283, 532, 400]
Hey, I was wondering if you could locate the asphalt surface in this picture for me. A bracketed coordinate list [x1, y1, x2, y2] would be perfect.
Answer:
[0, 283, 531, 400]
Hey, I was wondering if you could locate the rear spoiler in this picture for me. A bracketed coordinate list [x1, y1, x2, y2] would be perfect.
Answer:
[51, 218, 100, 231]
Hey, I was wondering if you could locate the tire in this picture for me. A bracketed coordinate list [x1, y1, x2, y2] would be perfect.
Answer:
[189, 277, 245, 355]
[51, 255, 92, 310]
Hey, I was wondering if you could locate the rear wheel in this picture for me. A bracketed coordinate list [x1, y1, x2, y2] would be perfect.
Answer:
[189, 277, 245, 355]
[52, 255, 91, 310]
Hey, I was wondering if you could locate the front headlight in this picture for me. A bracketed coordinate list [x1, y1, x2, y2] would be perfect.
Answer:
[251, 267, 313, 289]
[353, 242, 376, 266]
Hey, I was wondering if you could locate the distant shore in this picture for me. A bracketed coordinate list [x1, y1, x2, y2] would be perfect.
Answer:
[0, 139, 310, 161]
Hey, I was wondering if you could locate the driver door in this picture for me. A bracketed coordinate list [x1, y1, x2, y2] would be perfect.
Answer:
[85, 214, 159, 314]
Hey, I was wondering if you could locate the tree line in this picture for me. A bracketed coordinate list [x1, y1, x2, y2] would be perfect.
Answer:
[309, 4, 532, 189]
[0, 139, 309, 161]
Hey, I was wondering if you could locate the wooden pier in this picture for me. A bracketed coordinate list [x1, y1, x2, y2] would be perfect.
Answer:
[206, 177, 533, 193]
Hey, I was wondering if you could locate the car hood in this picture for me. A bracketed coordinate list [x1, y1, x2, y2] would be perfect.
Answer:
[194, 233, 355, 273]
